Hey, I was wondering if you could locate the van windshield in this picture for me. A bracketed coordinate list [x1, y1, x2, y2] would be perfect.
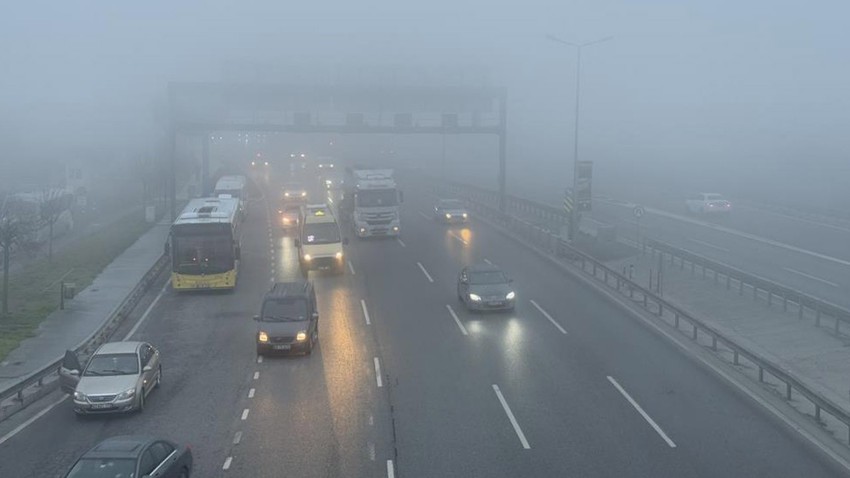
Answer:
[262, 299, 308, 321]
[302, 223, 340, 245]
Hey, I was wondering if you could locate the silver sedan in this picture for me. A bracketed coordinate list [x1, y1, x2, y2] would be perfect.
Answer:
[60, 341, 162, 415]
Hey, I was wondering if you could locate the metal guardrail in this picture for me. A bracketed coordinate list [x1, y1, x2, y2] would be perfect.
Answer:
[0, 254, 168, 420]
[644, 239, 850, 336]
[436, 181, 850, 445]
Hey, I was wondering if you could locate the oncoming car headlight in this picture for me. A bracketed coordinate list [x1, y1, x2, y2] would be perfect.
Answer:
[296, 331, 307, 342]
[301, 191, 307, 197]
[445, 213, 452, 219]
[469, 293, 482, 302]
[335, 252, 343, 260]
[462, 213, 468, 218]
[258, 331, 269, 343]
[506, 291, 516, 300]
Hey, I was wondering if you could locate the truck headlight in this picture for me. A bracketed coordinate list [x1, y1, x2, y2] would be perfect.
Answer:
[469, 293, 482, 302]
[296, 331, 307, 342]
[258, 331, 269, 343]
[116, 387, 136, 401]
[74, 391, 87, 401]
[506, 291, 515, 300]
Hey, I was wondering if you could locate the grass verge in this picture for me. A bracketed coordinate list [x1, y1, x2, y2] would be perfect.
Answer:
[0, 209, 152, 361]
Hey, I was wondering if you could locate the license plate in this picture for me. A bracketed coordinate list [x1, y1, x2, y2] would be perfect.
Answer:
[488, 301, 503, 306]
[91, 403, 112, 409]
[196, 283, 210, 289]
[273, 344, 291, 351]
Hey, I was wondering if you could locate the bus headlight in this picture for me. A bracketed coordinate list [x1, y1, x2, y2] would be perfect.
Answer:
[296, 331, 307, 342]
[258, 331, 269, 343]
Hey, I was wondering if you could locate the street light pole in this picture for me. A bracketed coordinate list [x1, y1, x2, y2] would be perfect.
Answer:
[546, 34, 613, 241]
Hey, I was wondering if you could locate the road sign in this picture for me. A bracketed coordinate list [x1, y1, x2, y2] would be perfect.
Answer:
[563, 196, 574, 213]
[633, 205, 645, 218]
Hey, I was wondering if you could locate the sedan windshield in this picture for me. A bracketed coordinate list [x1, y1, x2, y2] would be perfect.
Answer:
[65, 458, 136, 478]
[469, 271, 508, 285]
[438, 200, 464, 209]
[262, 299, 308, 321]
[84, 353, 139, 376]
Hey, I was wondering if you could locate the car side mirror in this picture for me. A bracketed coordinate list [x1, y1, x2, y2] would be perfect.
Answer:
[143, 365, 152, 372]
[294, 239, 301, 248]
[253, 315, 260, 322]
[343, 237, 349, 245]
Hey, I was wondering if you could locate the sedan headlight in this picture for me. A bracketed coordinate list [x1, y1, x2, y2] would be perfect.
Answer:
[74, 391, 87, 401]
[116, 387, 136, 401]
[506, 291, 516, 300]
[258, 331, 269, 343]
[469, 293, 482, 302]
[296, 331, 307, 342]
[303, 254, 312, 261]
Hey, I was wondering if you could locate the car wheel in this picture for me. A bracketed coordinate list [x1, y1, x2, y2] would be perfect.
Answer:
[155, 366, 162, 388]
[137, 391, 145, 413]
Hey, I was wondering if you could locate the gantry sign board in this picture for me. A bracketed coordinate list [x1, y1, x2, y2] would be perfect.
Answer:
[168, 82, 506, 135]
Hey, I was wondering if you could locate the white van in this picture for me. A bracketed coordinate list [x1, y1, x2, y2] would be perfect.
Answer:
[295, 204, 347, 275]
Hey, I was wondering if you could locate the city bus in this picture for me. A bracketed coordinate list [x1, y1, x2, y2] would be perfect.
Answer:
[168, 197, 241, 291]
[213, 175, 248, 220]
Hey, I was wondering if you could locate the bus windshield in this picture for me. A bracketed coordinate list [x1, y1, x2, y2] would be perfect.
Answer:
[172, 226, 234, 274]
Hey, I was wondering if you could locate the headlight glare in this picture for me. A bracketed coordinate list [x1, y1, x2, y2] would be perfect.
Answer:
[303, 254, 312, 261]
[445, 213, 452, 219]
[335, 252, 343, 259]
[258, 331, 269, 343]
[469, 293, 482, 302]
[462, 212, 468, 218]
[296, 331, 307, 342]
[506, 291, 516, 300]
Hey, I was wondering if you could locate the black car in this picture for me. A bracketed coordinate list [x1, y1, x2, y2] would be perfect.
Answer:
[64, 435, 192, 478]
[254, 282, 319, 356]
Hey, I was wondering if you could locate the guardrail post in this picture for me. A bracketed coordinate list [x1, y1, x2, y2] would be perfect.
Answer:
[674, 313, 679, 329]
[785, 382, 792, 400]
[592, 262, 597, 277]
[739, 279, 744, 295]
[758, 366, 764, 382]
[711, 335, 717, 351]
[767, 291, 773, 307]
[692, 324, 698, 340]
[799, 303, 805, 320]
[726, 274, 731, 290]
[733, 350, 739, 365]
[782, 295, 787, 312]
[814, 404, 821, 423]
[753, 285, 758, 301]
[629, 285, 634, 299]
[657, 302, 663, 316]
[713, 269, 718, 285]
[816, 308, 822, 327]
[603, 269, 608, 284]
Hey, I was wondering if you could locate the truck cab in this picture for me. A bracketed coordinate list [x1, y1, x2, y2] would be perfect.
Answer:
[345, 168, 403, 238]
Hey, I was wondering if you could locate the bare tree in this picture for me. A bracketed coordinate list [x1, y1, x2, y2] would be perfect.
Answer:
[38, 188, 68, 263]
[0, 198, 33, 316]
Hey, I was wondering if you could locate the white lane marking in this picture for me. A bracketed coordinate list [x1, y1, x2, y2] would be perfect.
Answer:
[783, 267, 840, 288]
[492, 384, 531, 449]
[348, 260, 356, 275]
[257, 355, 263, 363]
[369, 415, 374, 426]
[0, 395, 67, 446]
[445, 304, 469, 336]
[233, 431, 242, 445]
[416, 262, 435, 283]
[387, 460, 395, 478]
[361, 299, 372, 325]
[448, 231, 468, 245]
[483, 258, 493, 265]
[368, 441, 376, 461]
[253, 371, 259, 380]
[123, 280, 171, 340]
[687, 238, 730, 253]
[241, 408, 250, 420]
[374, 357, 383, 388]
[529, 300, 568, 335]
[248, 388, 255, 398]
[222, 456, 233, 470]
[418, 211, 432, 220]
[607, 376, 676, 448]
[396, 238, 407, 248]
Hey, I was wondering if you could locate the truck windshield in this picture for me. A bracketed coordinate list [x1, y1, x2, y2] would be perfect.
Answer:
[357, 189, 398, 207]
[302, 222, 341, 245]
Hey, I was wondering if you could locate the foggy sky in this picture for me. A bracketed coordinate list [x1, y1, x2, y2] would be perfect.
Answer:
[2, 0, 848, 207]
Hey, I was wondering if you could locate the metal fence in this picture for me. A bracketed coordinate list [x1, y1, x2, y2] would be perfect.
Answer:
[435, 180, 850, 444]
[0, 254, 168, 421]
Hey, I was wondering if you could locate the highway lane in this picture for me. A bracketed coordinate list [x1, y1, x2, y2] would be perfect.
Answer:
[380, 180, 846, 477]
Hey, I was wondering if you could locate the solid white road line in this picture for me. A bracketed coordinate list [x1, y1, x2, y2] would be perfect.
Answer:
[0, 395, 68, 446]
[449, 231, 468, 245]
[257, 356, 263, 364]
[348, 260, 356, 275]
[418, 211, 432, 220]
[492, 384, 530, 449]
[607, 376, 676, 448]
[396, 238, 407, 247]
[687, 238, 730, 253]
[241, 408, 250, 420]
[445, 305, 469, 336]
[368, 441, 376, 460]
[374, 357, 383, 388]
[253, 371, 259, 380]
[529, 300, 568, 335]
[783, 267, 840, 288]
[248, 388, 255, 398]
[417, 262, 435, 283]
[387, 460, 395, 478]
[123, 280, 170, 340]
[223, 456, 233, 470]
[483, 258, 493, 265]
[361, 299, 372, 325]
[232, 431, 242, 445]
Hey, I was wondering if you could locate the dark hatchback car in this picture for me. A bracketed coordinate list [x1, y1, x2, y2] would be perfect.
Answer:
[255, 282, 319, 356]
[64, 435, 192, 478]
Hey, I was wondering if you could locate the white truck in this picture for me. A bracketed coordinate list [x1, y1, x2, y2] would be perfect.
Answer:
[342, 168, 403, 238]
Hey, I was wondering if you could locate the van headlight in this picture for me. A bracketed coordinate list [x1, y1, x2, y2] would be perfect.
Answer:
[296, 331, 307, 342]
[258, 331, 269, 343]
[506, 291, 516, 300]
[116, 387, 136, 401]
[469, 293, 482, 302]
